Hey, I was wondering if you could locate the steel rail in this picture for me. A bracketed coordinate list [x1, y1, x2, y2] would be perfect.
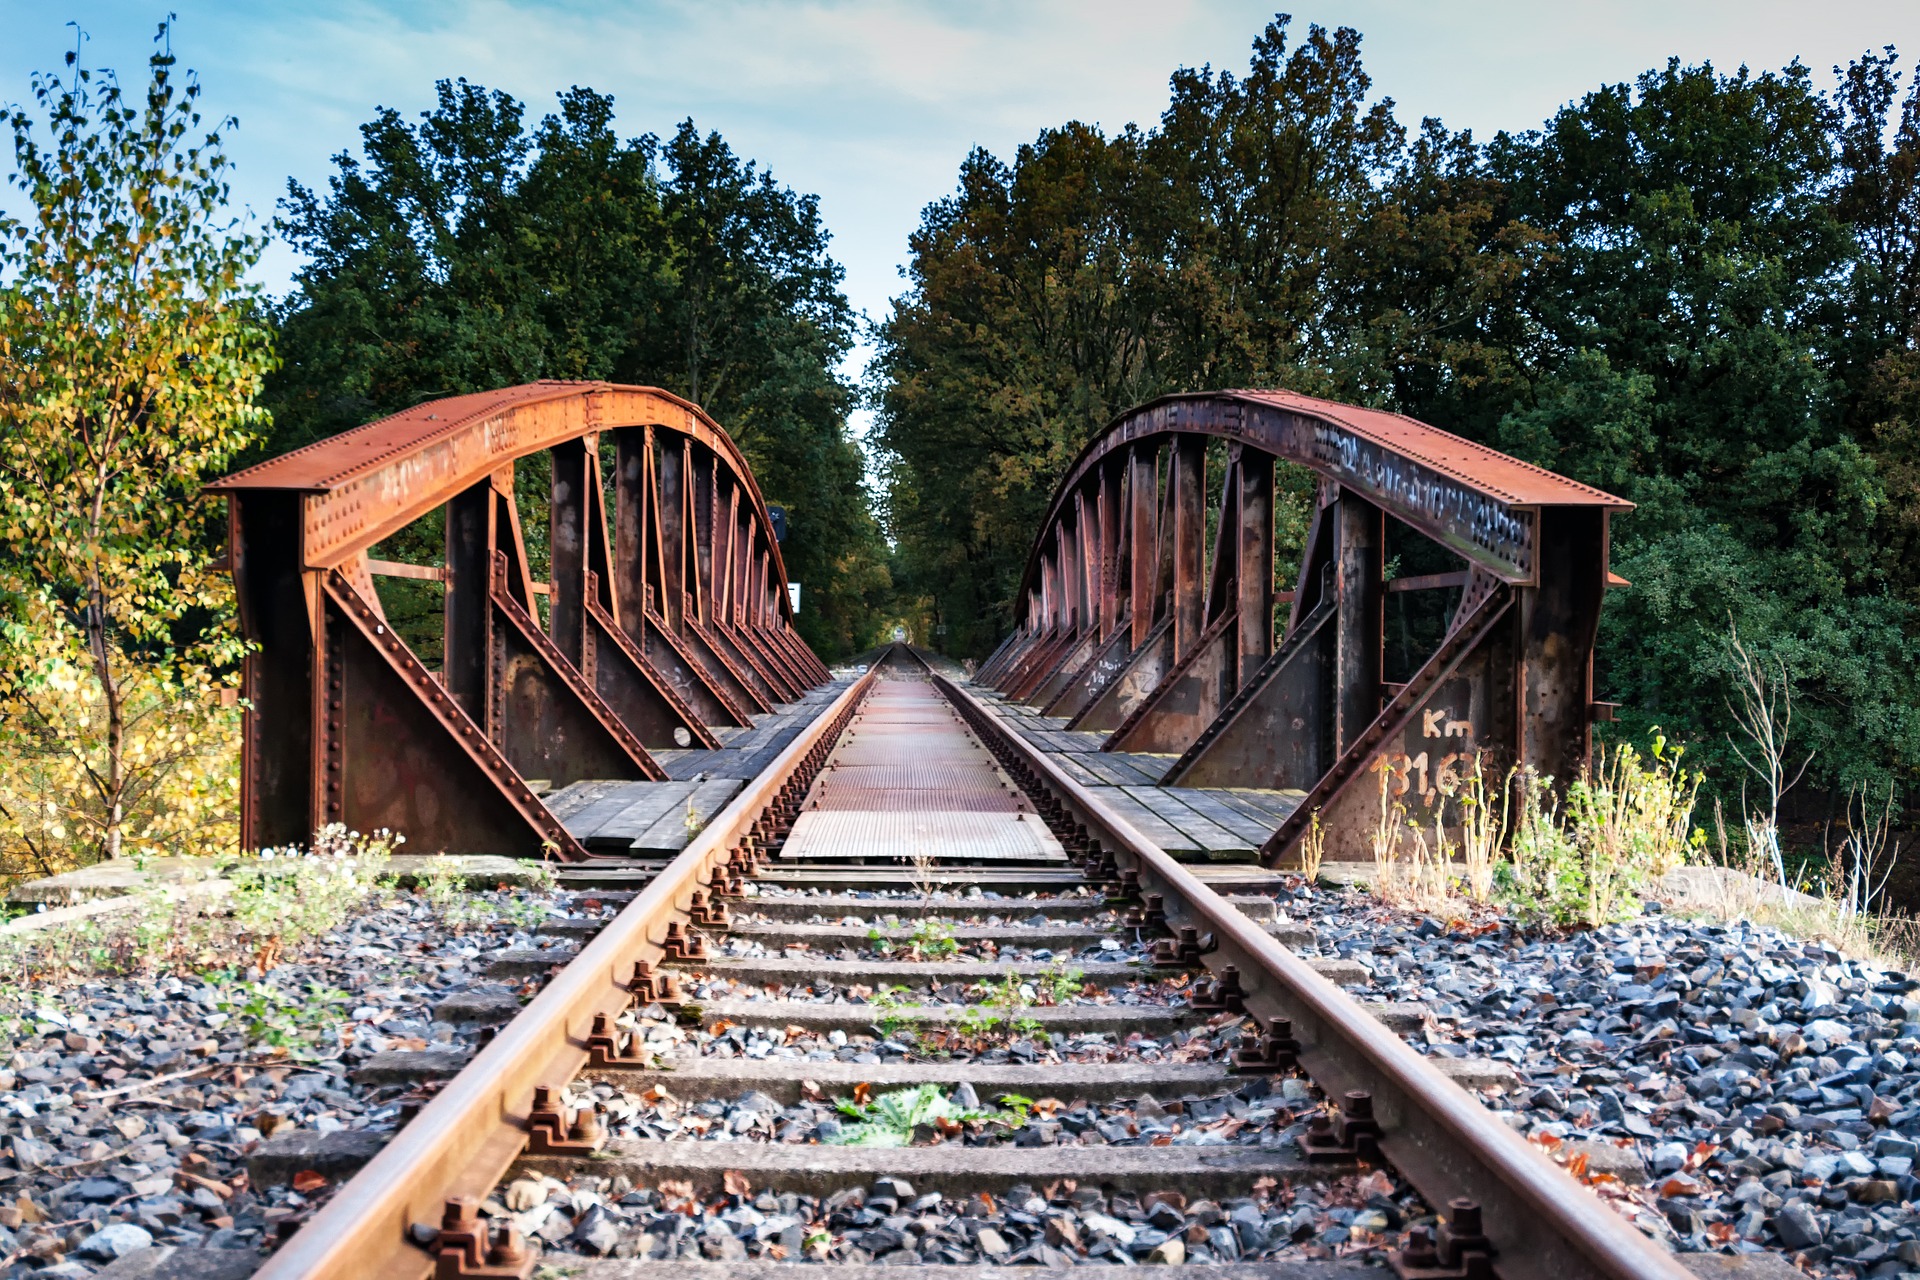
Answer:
[253, 669, 876, 1280]
[932, 665, 1694, 1280]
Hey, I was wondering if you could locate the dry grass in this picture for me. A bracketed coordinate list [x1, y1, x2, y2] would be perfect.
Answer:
[1664, 860, 1920, 972]
[1454, 753, 1504, 903]
[1669, 805, 1920, 972]
[1368, 775, 1451, 914]
[1297, 808, 1326, 885]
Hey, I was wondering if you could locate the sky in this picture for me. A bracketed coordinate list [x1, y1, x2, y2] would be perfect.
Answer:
[4, 0, 1919, 415]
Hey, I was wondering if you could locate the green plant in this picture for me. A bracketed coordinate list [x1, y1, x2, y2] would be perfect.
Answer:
[1296, 808, 1326, 884]
[949, 965, 1076, 1046]
[828, 1083, 1001, 1146]
[216, 979, 353, 1058]
[525, 857, 559, 895]
[867, 984, 920, 1040]
[1369, 766, 1450, 911]
[499, 893, 551, 932]
[1453, 754, 1506, 903]
[908, 916, 957, 960]
[417, 854, 492, 930]
[1496, 737, 1703, 929]
[230, 825, 400, 951]
[996, 1093, 1035, 1127]
[954, 1004, 1004, 1039]
[1496, 772, 1585, 926]
[868, 917, 958, 961]
[1039, 957, 1082, 1004]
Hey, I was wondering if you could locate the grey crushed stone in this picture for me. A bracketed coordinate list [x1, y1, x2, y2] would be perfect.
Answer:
[1285, 878, 1920, 1275]
[0, 880, 593, 1276]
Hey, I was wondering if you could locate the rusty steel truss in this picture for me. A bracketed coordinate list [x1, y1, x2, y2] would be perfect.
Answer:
[978, 389, 1631, 863]
[210, 382, 828, 860]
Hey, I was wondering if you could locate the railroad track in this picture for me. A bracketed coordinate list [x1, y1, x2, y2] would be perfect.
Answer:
[252, 646, 1697, 1280]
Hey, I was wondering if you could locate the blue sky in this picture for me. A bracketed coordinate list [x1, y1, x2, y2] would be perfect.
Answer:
[4, 0, 1918, 405]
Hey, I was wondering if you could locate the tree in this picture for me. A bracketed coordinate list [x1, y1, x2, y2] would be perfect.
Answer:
[267, 85, 887, 658]
[874, 13, 1920, 804]
[1486, 58, 1920, 797]
[871, 16, 1504, 654]
[0, 24, 274, 865]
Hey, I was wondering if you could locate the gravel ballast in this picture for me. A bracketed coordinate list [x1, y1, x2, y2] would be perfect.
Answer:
[1283, 879, 1920, 1275]
[0, 877, 591, 1277]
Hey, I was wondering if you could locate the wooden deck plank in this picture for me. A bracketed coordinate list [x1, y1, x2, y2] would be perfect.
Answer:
[627, 778, 747, 852]
[1119, 786, 1248, 852]
[1172, 789, 1280, 844]
[1080, 786, 1198, 851]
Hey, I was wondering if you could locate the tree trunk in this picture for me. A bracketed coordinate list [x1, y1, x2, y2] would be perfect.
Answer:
[86, 591, 126, 861]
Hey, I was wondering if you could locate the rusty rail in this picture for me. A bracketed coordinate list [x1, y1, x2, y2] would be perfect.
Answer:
[252, 668, 875, 1280]
[931, 660, 1693, 1280]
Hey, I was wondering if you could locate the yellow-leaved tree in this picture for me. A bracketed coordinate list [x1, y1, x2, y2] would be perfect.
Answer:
[0, 25, 275, 875]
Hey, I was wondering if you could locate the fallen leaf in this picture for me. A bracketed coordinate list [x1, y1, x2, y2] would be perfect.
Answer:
[1355, 1170, 1395, 1199]
[723, 1170, 751, 1198]
[16, 1195, 44, 1224]
[175, 1172, 232, 1201]
[291, 1171, 327, 1194]
[852, 1082, 873, 1106]
[1659, 1173, 1704, 1197]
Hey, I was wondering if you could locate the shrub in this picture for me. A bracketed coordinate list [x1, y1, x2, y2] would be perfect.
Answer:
[0, 646, 241, 884]
[1498, 736, 1703, 927]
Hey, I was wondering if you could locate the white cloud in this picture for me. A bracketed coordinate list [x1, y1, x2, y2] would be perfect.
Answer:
[4, 0, 1915, 398]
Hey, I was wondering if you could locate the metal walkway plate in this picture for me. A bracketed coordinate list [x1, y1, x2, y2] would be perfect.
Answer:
[777, 810, 1065, 861]
[780, 679, 1059, 863]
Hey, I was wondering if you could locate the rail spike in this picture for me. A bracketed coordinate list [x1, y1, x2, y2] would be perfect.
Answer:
[586, 1011, 649, 1067]
[628, 960, 681, 1005]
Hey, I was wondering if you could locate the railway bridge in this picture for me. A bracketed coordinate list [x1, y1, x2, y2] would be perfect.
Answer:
[213, 381, 1626, 870]
[214, 382, 1680, 1280]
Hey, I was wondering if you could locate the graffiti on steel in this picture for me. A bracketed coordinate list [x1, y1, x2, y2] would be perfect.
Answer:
[1294, 417, 1536, 580]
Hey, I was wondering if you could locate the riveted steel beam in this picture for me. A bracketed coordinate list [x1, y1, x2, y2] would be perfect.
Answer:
[213, 382, 825, 858]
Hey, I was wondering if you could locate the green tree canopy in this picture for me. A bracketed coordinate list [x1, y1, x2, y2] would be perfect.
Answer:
[0, 25, 273, 862]
[267, 81, 888, 658]
[873, 13, 1920, 801]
